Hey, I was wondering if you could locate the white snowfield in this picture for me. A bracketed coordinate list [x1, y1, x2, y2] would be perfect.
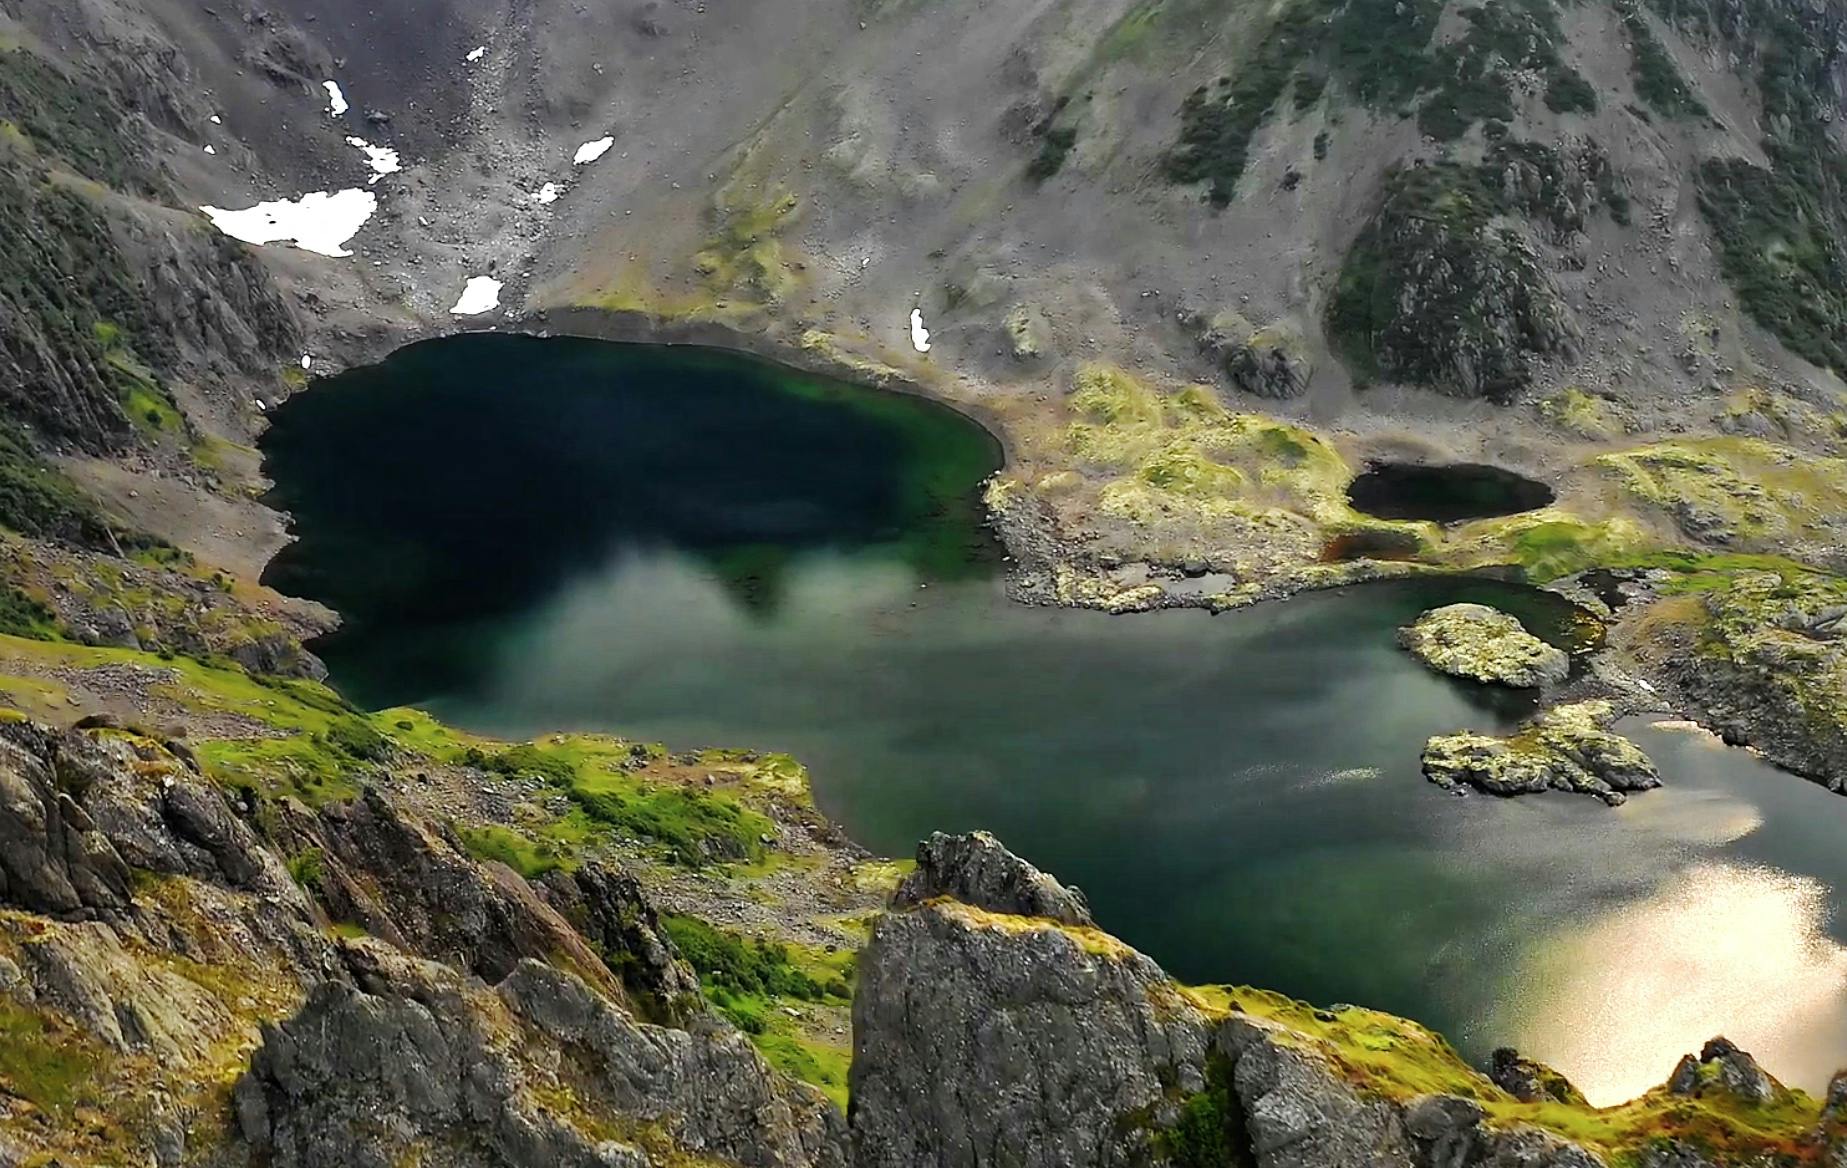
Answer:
[573, 137, 614, 165]
[323, 80, 348, 117]
[531, 182, 560, 205]
[346, 137, 402, 182]
[466, 45, 487, 62]
[200, 189, 377, 258]
[451, 276, 504, 316]
[909, 309, 931, 353]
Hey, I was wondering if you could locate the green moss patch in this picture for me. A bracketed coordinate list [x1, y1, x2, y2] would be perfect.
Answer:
[465, 739, 776, 866]
[663, 914, 856, 1106]
[1596, 437, 1847, 550]
[0, 998, 106, 1119]
[458, 823, 574, 879]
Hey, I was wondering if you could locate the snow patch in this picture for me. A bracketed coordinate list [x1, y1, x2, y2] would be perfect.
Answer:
[203, 144, 216, 155]
[200, 189, 377, 258]
[300, 354, 313, 370]
[573, 136, 614, 165]
[451, 276, 504, 316]
[210, 114, 222, 125]
[323, 80, 348, 117]
[909, 309, 931, 353]
[345, 136, 401, 183]
[466, 45, 488, 62]
[530, 182, 560, 205]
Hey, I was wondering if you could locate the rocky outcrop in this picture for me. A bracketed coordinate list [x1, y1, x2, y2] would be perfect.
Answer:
[1422, 701, 1661, 806]
[538, 861, 705, 1024]
[279, 788, 627, 1002]
[0, 720, 305, 920]
[853, 892, 1209, 1165]
[234, 942, 643, 1168]
[235, 940, 847, 1168]
[1661, 570, 1847, 792]
[1398, 604, 1571, 688]
[1489, 1048, 1588, 1105]
[893, 830, 1093, 924]
[1667, 1037, 1782, 1106]
[1326, 163, 1578, 402]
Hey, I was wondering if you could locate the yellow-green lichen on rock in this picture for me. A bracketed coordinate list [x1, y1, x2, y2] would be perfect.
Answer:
[1397, 603, 1571, 688]
[1654, 568, 1847, 788]
[1420, 699, 1662, 805]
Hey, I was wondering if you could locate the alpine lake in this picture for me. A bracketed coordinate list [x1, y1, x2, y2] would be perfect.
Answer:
[262, 333, 1847, 1105]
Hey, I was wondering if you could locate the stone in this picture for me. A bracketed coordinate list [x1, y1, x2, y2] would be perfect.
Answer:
[1198, 315, 1313, 399]
[1398, 603, 1571, 688]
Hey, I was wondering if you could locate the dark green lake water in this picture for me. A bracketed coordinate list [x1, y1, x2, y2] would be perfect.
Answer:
[263, 334, 1847, 1103]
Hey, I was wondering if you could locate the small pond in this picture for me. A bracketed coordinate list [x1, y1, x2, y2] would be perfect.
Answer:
[1348, 461, 1556, 523]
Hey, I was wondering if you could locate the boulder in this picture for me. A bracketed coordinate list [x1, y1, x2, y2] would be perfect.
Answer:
[1398, 603, 1571, 688]
[1199, 315, 1313, 399]
[1667, 1037, 1781, 1105]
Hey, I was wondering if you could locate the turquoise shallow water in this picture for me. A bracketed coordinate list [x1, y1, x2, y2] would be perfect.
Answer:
[263, 334, 1847, 1102]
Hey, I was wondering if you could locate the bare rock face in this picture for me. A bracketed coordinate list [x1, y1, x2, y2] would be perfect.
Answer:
[893, 829, 1094, 924]
[279, 788, 626, 1001]
[1398, 604, 1571, 689]
[235, 940, 847, 1168]
[0, 721, 304, 921]
[852, 888, 1209, 1166]
[0, 730, 134, 919]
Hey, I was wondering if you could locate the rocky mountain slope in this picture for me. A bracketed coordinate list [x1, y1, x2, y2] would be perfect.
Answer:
[1, 706, 1839, 1168]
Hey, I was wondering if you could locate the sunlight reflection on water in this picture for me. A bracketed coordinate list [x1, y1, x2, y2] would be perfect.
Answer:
[1506, 862, 1847, 1105]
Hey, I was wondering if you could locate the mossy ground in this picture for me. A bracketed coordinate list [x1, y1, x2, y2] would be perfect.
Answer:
[663, 914, 856, 1107]
[1036, 362, 1420, 568]
[1594, 437, 1847, 551]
